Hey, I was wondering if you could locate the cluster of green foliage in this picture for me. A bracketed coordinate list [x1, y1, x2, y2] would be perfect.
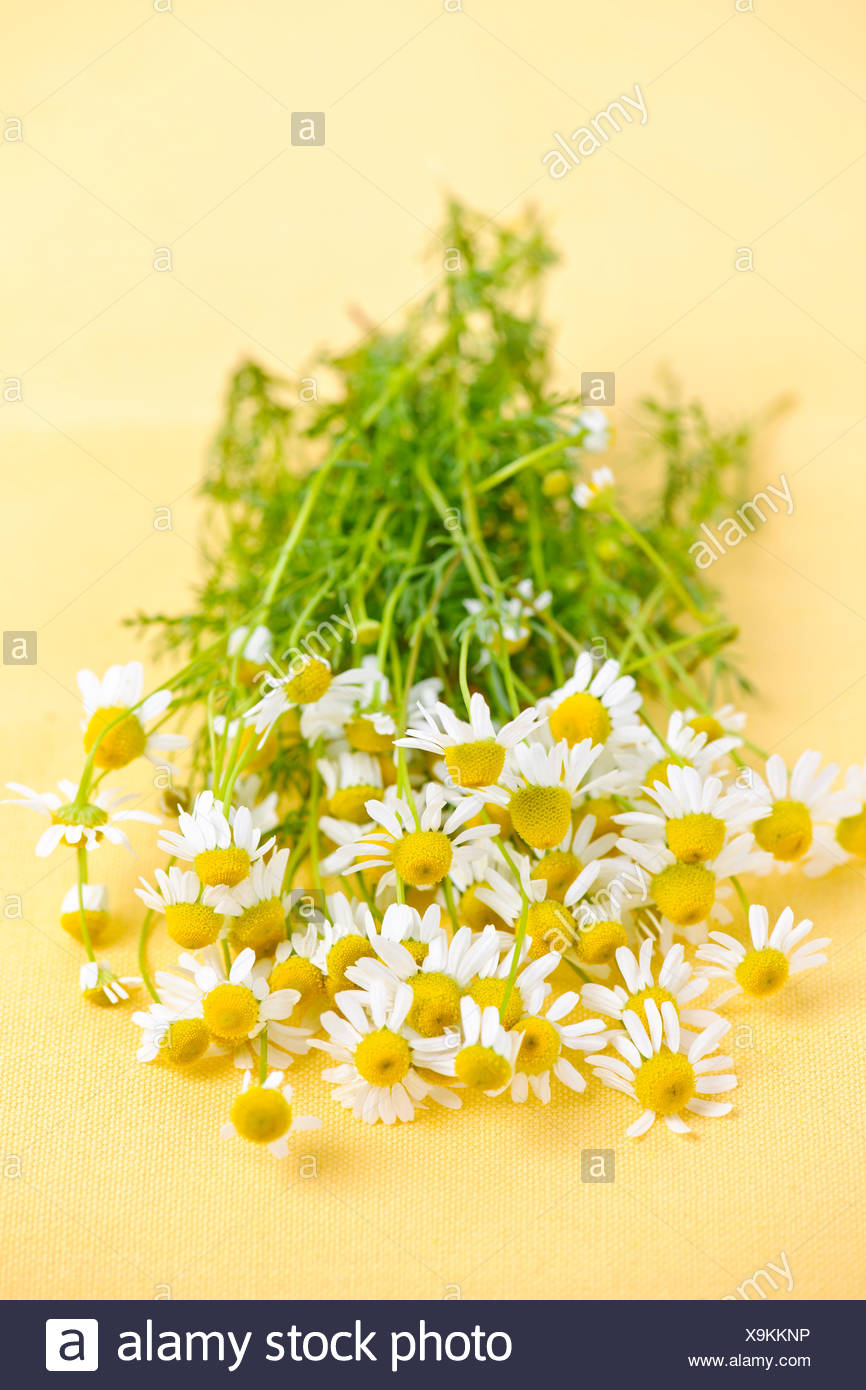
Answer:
[133, 200, 761, 794]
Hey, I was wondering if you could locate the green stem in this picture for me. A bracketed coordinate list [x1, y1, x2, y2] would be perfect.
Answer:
[442, 877, 460, 933]
[258, 1025, 269, 1083]
[730, 874, 751, 917]
[499, 896, 528, 1021]
[608, 503, 711, 627]
[476, 435, 573, 494]
[138, 909, 159, 1001]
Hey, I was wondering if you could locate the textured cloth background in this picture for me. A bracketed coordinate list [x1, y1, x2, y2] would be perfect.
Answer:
[1, 0, 865, 1300]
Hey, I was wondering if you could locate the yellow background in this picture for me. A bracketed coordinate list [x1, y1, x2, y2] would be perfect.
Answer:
[1, 0, 865, 1300]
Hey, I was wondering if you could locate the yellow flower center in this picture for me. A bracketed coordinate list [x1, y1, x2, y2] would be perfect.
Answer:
[269, 956, 325, 1007]
[541, 467, 571, 497]
[202, 982, 259, 1042]
[354, 1027, 412, 1086]
[549, 692, 612, 747]
[83, 706, 147, 769]
[59, 908, 111, 947]
[625, 983, 676, 1012]
[530, 849, 583, 900]
[575, 919, 628, 967]
[401, 938, 431, 965]
[510, 785, 572, 850]
[329, 785, 381, 823]
[164, 902, 221, 949]
[645, 757, 685, 791]
[457, 884, 506, 933]
[735, 947, 790, 997]
[651, 863, 716, 927]
[526, 899, 575, 957]
[325, 933, 375, 991]
[163, 1018, 210, 1065]
[836, 805, 866, 858]
[687, 715, 725, 743]
[231, 1085, 292, 1143]
[515, 1016, 561, 1075]
[466, 802, 513, 839]
[753, 799, 812, 862]
[408, 972, 462, 1036]
[194, 846, 251, 887]
[390, 829, 453, 887]
[284, 659, 332, 704]
[665, 812, 726, 864]
[232, 898, 286, 954]
[455, 1044, 511, 1090]
[82, 968, 133, 1007]
[634, 1048, 695, 1115]
[345, 716, 393, 754]
[465, 977, 522, 1029]
[578, 796, 620, 837]
[442, 739, 506, 788]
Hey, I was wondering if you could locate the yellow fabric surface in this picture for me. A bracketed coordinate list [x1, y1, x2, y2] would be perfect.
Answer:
[2, 0, 866, 1300]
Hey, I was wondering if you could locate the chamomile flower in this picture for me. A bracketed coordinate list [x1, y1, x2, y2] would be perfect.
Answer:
[833, 760, 866, 864]
[233, 774, 280, 833]
[464, 580, 551, 662]
[581, 939, 722, 1031]
[227, 623, 273, 666]
[79, 960, 139, 1006]
[156, 945, 311, 1069]
[477, 855, 601, 960]
[322, 783, 496, 896]
[318, 750, 384, 823]
[315, 982, 461, 1124]
[568, 906, 631, 971]
[499, 991, 607, 1103]
[618, 710, 741, 790]
[339, 656, 440, 755]
[59, 882, 110, 946]
[397, 693, 541, 791]
[465, 941, 561, 1027]
[157, 790, 275, 888]
[572, 406, 611, 454]
[539, 653, 643, 752]
[313, 892, 378, 993]
[615, 765, 761, 863]
[267, 924, 328, 1020]
[616, 833, 759, 931]
[591, 1001, 736, 1137]
[527, 812, 619, 903]
[480, 738, 605, 850]
[362, 901, 448, 966]
[448, 852, 511, 931]
[682, 703, 746, 745]
[221, 1071, 320, 1155]
[450, 997, 519, 1093]
[245, 656, 371, 745]
[4, 780, 160, 857]
[132, 1003, 213, 1064]
[696, 905, 829, 1004]
[348, 921, 505, 1037]
[573, 465, 615, 510]
[136, 865, 239, 949]
[76, 661, 187, 770]
[209, 847, 290, 953]
[745, 751, 857, 876]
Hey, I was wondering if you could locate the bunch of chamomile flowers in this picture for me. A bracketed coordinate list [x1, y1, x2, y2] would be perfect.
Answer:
[7, 636, 858, 1160]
